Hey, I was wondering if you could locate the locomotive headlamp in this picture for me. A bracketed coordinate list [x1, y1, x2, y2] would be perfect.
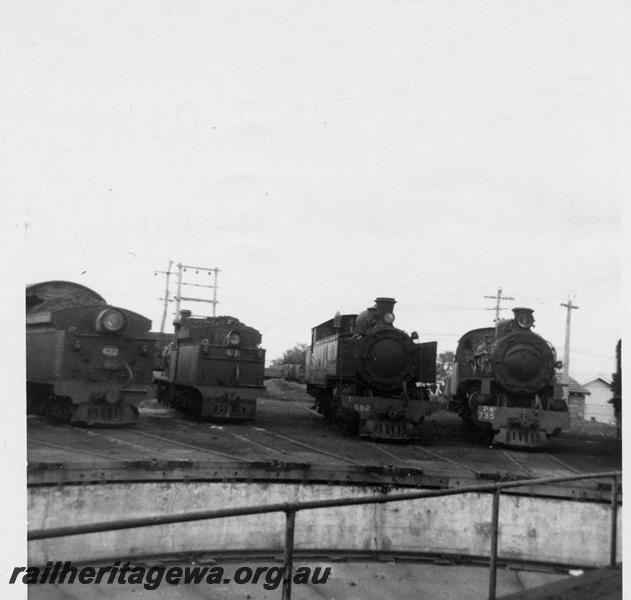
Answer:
[513, 308, 534, 329]
[228, 332, 241, 346]
[383, 312, 395, 325]
[97, 309, 125, 332]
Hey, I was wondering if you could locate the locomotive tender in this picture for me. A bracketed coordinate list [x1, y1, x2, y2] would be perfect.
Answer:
[26, 281, 155, 425]
[305, 297, 437, 440]
[445, 307, 569, 448]
[154, 310, 266, 420]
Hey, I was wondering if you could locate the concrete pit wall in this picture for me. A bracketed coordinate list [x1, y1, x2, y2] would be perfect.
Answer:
[28, 482, 621, 567]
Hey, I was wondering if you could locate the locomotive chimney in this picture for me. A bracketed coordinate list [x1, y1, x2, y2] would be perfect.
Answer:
[374, 297, 396, 317]
[174, 309, 192, 330]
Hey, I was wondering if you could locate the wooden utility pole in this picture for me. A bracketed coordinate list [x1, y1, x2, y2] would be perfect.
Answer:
[484, 287, 514, 322]
[154, 259, 174, 333]
[560, 294, 579, 381]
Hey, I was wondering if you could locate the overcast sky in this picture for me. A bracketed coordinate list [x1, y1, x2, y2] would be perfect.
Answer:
[4, 1, 628, 383]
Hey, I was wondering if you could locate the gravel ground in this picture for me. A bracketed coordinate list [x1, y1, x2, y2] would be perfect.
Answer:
[261, 379, 622, 448]
[263, 379, 313, 403]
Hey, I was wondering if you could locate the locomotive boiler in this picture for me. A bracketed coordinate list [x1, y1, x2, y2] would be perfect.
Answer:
[154, 310, 266, 420]
[26, 281, 155, 425]
[445, 307, 569, 448]
[305, 297, 437, 440]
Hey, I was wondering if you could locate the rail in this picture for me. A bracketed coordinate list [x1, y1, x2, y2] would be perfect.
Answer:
[28, 470, 621, 600]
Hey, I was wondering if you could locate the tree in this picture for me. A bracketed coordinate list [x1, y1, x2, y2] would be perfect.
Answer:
[271, 343, 308, 366]
[436, 351, 455, 380]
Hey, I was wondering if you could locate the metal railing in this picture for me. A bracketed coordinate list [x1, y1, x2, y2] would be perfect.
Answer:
[28, 470, 621, 600]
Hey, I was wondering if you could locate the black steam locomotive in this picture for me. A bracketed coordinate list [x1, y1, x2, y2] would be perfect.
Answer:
[305, 298, 437, 440]
[445, 307, 569, 448]
[154, 310, 266, 420]
[26, 281, 155, 425]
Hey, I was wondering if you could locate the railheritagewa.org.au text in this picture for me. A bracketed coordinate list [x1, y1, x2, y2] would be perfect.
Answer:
[8, 561, 332, 591]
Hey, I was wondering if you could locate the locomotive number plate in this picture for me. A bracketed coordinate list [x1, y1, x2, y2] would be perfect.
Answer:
[102, 346, 120, 357]
[225, 349, 241, 357]
[478, 406, 496, 421]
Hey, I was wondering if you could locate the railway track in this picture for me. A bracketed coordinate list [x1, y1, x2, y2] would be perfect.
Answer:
[29, 438, 139, 462]
[26, 397, 620, 499]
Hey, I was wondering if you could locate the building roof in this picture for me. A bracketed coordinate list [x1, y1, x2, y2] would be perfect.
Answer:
[568, 377, 590, 396]
[582, 376, 612, 387]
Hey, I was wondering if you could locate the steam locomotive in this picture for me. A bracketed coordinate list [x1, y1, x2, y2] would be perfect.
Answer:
[26, 281, 155, 425]
[154, 310, 266, 420]
[305, 298, 437, 440]
[445, 307, 569, 448]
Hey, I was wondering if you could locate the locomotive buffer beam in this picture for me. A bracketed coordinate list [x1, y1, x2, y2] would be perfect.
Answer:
[477, 406, 570, 448]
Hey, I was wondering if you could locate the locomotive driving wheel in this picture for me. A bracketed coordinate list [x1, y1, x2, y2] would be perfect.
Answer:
[47, 396, 74, 422]
[454, 385, 476, 424]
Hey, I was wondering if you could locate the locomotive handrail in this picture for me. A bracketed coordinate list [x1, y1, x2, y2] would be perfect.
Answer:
[28, 470, 621, 600]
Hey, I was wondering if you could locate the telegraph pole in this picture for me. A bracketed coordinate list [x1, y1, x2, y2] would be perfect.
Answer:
[154, 259, 174, 333]
[173, 263, 220, 318]
[175, 263, 183, 317]
[560, 293, 579, 381]
[484, 287, 514, 322]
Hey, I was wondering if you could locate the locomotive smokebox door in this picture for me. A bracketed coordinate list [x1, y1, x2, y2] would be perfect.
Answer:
[416, 341, 437, 383]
